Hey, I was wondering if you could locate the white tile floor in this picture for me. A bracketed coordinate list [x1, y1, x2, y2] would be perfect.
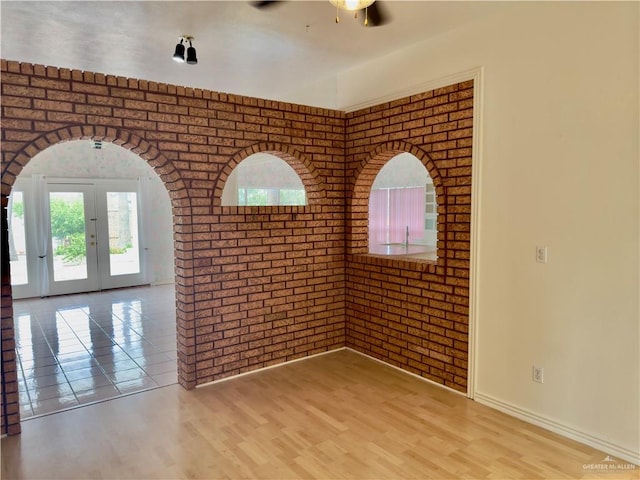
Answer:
[13, 284, 177, 419]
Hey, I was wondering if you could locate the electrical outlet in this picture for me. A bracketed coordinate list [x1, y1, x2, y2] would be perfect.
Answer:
[536, 246, 548, 264]
[532, 365, 544, 383]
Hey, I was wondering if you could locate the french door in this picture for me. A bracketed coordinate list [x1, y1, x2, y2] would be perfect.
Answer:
[8, 178, 147, 298]
[46, 183, 100, 295]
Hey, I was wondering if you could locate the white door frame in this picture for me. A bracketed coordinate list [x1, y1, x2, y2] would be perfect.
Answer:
[8, 176, 148, 298]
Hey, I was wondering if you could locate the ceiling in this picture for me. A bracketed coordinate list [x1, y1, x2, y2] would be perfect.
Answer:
[1, 1, 498, 110]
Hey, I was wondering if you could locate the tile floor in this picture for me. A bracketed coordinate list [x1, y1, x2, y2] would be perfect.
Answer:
[13, 284, 177, 419]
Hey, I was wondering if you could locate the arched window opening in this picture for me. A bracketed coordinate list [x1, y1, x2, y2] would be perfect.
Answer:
[221, 153, 306, 206]
[368, 153, 437, 260]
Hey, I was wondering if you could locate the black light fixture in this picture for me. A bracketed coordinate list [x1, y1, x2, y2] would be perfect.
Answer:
[173, 36, 197, 65]
[173, 38, 185, 63]
[186, 39, 198, 65]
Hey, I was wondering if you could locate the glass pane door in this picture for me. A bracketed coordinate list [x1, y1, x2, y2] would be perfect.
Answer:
[8, 191, 28, 286]
[47, 184, 99, 295]
[8, 181, 40, 299]
[50, 191, 88, 282]
[97, 181, 145, 289]
[9, 178, 147, 298]
[106, 192, 140, 276]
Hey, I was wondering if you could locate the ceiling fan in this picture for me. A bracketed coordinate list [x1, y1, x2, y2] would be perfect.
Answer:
[251, 0, 391, 27]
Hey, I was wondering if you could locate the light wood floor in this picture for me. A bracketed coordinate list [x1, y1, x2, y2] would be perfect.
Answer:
[2, 349, 637, 479]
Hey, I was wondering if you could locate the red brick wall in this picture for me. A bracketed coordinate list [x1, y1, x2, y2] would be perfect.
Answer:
[191, 205, 346, 382]
[0, 59, 473, 434]
[345, 82, 473, 392]
[0, 60, 347, 435]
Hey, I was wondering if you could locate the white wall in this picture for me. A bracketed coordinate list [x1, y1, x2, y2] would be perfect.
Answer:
[299, 2, 640, 463]
[20, 140, 175, 285]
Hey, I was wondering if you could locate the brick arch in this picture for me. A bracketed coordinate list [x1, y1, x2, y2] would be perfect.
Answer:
[1, 126, 190, 203]
[348, 141, 446, 262]
[212, 142, 324, 207]
[0, 125, 197, 411]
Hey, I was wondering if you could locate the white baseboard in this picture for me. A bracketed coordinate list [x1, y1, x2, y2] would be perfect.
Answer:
[474, 391, 640, 466]
[195, 348, 345, 389]
[194, 348, 638, 467]
[345, 347, 466, 397]
[196, 347, 465, 397]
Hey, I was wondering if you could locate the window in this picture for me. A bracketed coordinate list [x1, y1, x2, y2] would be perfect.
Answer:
[237, 188, 306, 206]
[368, 153, 437, 258]
[8, 190, 28, 286]
[424, 183, 438, 240]
[221, 153, 306, 206]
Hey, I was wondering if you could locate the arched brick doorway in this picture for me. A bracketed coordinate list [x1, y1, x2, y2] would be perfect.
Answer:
[1, 126, 196, 435]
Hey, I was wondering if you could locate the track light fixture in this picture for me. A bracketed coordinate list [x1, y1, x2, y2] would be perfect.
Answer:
[173, 36, 197, 65]
[186, 39, 197, 64]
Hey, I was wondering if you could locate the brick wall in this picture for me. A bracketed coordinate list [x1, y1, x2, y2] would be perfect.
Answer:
[0, 60, 348, 435]
[345, 82, 474, 392]
[0, 59, 472, 434]
[1, 195, 20, 435]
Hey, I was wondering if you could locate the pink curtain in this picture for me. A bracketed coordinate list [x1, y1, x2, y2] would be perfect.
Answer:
[369, 189, 388, 244]
[369, 187, 425, 245]
[389, 187, 425, 244]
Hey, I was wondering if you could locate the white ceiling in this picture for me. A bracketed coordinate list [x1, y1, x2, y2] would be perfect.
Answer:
[1, 1, 498, 110]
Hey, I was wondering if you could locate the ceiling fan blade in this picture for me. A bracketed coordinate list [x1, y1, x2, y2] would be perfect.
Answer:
[363, 1, 391, 27]
[251, 1, 283, 9]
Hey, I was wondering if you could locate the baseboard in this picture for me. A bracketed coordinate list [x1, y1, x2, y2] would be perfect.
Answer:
[345, 347, 466, 397]
[195, 347, 346, 389]
[474, 391, 640, 466]
[194, 348, 639, 466]
[197, 347, 466, 398]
